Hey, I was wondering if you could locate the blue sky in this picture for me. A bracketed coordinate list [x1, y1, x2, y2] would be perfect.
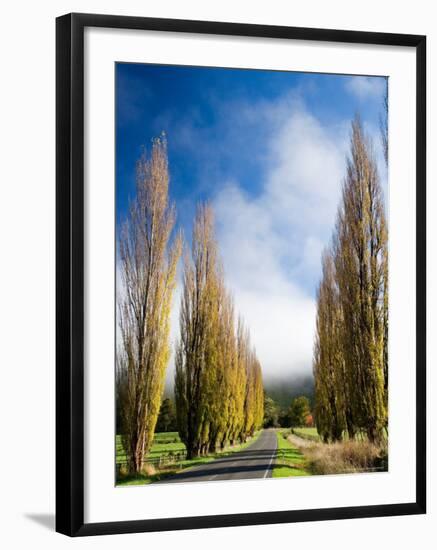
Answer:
[116, 63, 387, 379]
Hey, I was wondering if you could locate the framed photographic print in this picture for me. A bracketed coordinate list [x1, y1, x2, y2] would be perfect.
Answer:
[56, 13, 426, 536]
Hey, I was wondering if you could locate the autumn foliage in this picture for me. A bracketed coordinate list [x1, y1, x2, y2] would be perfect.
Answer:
[313, 117, 388, 444]
[117, 139, 264, 472]
[174, 205, 264, 458]
[116, 137, 182, 474]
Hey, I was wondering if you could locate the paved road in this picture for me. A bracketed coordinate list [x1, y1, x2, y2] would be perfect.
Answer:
[161, 429, 277, 484]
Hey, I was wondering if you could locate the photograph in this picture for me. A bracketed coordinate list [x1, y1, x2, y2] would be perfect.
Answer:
[114, 63, 389, 487]
[0, 1, 430, 545]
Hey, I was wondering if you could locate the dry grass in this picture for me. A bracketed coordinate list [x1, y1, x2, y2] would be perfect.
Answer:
[288, 433, 387, 475]
[142, 463, 157, 476]
[117, 462, 157, 478]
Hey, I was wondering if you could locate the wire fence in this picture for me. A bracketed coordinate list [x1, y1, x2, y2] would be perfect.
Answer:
[116, 450, 188, 476]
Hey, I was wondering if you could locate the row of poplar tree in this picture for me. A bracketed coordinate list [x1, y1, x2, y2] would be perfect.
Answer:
[313, 116, 388, 444]
[117, 136, 264, 474]
[175, 203, 264, 458]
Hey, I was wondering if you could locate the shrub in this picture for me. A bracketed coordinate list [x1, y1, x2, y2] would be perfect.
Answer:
[305, 439, 387, 475]
[142, 463, 157, 476]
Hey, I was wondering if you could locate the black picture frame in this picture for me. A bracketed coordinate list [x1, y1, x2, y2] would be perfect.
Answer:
[56, 12, 426, 537]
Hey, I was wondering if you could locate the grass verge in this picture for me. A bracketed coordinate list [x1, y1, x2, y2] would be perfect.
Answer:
[291, 427, 320, 442]
[272, 430, 311, 478]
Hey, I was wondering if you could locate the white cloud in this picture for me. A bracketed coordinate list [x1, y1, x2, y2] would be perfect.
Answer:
[345, 76, 386, 100]
[119, 87, 388, 387]
[165, 95, 387, 383]
[210, 99, 348, 379]
[126, 94, 389, 385]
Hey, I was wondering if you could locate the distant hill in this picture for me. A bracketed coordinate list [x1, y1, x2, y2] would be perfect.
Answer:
[264, 373, 314, 409]
[164, 371, 315, 411]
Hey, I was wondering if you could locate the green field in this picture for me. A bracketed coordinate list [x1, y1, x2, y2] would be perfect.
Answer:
[292, 427, 321, 441]
[291, 426, 388, 443]
[272, 430, 311, 478]
[116, 430, 263, 485]
[116, 432, 185, 463]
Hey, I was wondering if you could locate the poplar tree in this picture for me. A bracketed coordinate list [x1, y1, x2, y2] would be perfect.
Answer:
[227, 317, 247, 445]
[175, 204, 264, 456]
[238, 322, 264, 441]
[117, 136, 182, 474]
[335, 117, 388, 442]
[380, 84, 389, 421]
[313, 250, 346, 442]
[174, 204, 221, 458]
[253, 358, 264, 432]
[313, 116, 388, 443]
[206, 286, 237, 452]
[238, 322, 253, 441]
